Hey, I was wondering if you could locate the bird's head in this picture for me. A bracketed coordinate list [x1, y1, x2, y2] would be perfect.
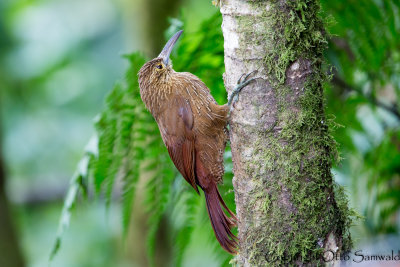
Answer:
[138, 30, 183, 88]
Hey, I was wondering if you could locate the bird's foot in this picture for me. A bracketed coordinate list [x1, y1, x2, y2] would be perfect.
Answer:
[227, 70, 257, 107]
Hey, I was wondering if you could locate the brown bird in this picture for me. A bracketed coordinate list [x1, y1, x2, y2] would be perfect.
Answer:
[138, 30, 254, 254]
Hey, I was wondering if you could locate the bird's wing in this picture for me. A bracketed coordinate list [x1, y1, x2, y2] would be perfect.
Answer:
[158, 96, 199, 194]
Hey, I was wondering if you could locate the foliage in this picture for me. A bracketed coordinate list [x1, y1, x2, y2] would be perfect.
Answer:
[321, 0, 400, 234]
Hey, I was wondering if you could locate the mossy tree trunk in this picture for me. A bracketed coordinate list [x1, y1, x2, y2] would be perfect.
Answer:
[220, 0, 352, 266]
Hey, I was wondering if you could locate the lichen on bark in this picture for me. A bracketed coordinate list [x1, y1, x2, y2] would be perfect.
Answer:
[220, 0, 354, 266]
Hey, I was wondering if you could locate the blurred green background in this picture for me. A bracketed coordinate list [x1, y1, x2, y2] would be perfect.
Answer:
[0, 0, 399, 266]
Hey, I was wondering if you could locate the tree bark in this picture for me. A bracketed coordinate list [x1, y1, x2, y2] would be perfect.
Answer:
[221, 0, 351, 266]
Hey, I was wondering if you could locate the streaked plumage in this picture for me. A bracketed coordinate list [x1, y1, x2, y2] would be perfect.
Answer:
[138, 31, 237, 254]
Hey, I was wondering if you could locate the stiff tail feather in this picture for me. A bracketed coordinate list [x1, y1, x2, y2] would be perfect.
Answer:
[204, 183, 238, 254]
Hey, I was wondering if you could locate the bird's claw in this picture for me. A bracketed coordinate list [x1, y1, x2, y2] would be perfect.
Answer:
[237, 70, 257, 85]
[228, 70, 257, 107]
[237, 73, 247, 85]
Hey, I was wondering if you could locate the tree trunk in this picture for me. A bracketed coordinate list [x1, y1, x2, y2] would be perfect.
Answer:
[122, 0, 183, 57]
[220, 0, 351, 266]
[0, 130, 25, 267]
[0, 4, 25, 266]
[119, 2, 182, 265]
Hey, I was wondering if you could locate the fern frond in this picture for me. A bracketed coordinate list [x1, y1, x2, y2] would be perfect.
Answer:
[49, 135, 97, 261]
[171, 188, 200, 267]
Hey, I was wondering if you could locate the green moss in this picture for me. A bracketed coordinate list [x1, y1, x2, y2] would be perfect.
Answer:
[232, 0, 355, 266]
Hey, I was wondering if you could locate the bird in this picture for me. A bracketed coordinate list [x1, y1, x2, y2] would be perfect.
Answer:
[138, 30, 254, 254]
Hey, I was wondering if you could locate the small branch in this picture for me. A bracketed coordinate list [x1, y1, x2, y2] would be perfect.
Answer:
[331, 75, 400, 120]
[331, 37, 355, 62]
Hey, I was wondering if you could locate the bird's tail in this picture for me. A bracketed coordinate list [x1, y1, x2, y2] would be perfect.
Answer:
[203, 183, 238, 254]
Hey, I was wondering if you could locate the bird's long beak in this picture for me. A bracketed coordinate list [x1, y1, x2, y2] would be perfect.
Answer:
[158, 30, 183, 66]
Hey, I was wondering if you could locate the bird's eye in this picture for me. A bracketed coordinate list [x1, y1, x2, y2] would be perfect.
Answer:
[156, 64, 163, 69]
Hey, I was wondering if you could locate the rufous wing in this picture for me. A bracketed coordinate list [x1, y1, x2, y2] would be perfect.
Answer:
[157, 96, 199, 194]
